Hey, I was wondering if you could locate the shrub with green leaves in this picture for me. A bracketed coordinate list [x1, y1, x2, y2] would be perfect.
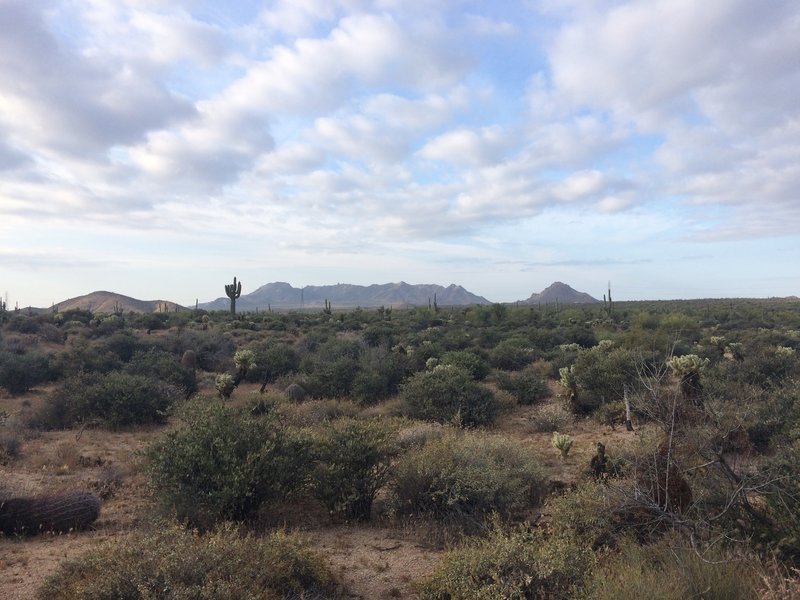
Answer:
[37, 524, 343, 600]
[440, 350, 490, 380]
[301, 338, 362, 398]
[39, 371, 179, 429]
[351, 345, 409, 405]
[312, 418, 399, 521]
[494, 367, 549, 405]
[0, 350, 52, 395]
[400, 365, 499, 426]
[488, 340, 532, 371]
[562, 346, 638, 414]
[417, 524, 593, 599]
[585, 534, 762, 600]
[147, 400, 313, 527]
[245, 341, 299, 384]
[390, 430, 548, 531]
[125, 348, 196, 396]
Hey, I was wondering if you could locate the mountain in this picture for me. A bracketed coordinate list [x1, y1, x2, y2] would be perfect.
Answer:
[520, 282, 600, 305]
[54, 291, 184, 314]
[199, 281, 490, 311]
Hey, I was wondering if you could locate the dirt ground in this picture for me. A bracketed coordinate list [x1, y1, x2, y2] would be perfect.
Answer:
[1, 387, 641, 600]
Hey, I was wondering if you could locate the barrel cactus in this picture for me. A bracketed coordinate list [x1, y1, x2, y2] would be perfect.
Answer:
[0, 490, 101, 535]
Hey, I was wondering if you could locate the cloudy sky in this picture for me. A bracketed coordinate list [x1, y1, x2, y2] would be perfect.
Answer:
[1, 0, 798, 307]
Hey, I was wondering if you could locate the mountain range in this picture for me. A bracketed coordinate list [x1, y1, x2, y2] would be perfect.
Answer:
[200, 281, 491, 311]
[42, 282, 598, 314]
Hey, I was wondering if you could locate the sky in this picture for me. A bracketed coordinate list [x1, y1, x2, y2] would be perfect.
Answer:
[1, 0, 799, 308]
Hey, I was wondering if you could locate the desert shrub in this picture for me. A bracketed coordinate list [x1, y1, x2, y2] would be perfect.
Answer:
[493, 367, 549, 405]
[362, 322, 396, 347]
[564, 346, 638, 414]
[351, 345, 409, 405]
[488, 340, 531, 371]
[312, 418, 400, 521]
[527, 402, 574, 432]
[440, 350, 490, 380]
[245, 341, 299, 384]
[147, 400, 313, 527]
[0, 350, 53, 395]
[302, 338, 362, 398]
[171, 330, 235, 372]
[38, 323, 65, 344]
[125, 348, 196, 396]
[39, 371, 180, 429]
[400, 365, 499, 426]
[37, 524, 342, 600]
[585, 534, 762, 600]
[417, 524, 592, 599]
[6, 315, 41, 334]
[390, 430, 548, 531]
[53, 337, 122, 374]
[758, 443, 800, 564]
[276, 398, 361, 427]
[98, 330, 142, 362]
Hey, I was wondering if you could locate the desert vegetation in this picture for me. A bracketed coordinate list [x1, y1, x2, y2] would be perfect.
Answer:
[1, 298, 800, 598]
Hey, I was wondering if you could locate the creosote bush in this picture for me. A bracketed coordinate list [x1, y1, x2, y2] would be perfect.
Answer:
[390, 429, 547, 532]
[493, 367, 549, 405]
[147, 400, 313, 528]
[312, 417, 400, 521]
[585, 534, 763, 600]
[417, 523, 593, 600]
[39, 371, 180, 429]
[400, 365, 500, 426]
[37, 524, 343, 600]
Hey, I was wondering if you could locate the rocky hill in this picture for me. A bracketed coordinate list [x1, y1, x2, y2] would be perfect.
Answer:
[200, 281, 490, 311]
[54, 291, 184, 314]
[520, 282, 600, 304]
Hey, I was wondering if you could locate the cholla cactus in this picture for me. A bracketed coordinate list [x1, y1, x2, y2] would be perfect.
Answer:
[215, 373, 235, 399]
[667, 354, 709, 406]
[709, 336, 726, 357]
[552, 431, 574, 460]
[558, 366, 578, 405]
[233, 349, 257, 385]
[725, 343, 744, 361]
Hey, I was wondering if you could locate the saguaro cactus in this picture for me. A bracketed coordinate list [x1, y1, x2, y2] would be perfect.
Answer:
[0, 490, 101, 535]
[225, 276, 242, 315]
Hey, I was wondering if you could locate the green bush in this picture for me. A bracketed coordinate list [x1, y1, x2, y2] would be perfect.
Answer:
[302, 338, 362, 398]
[312, 418, 399, 521]
[564, 346, 638, 414]
[0, 350, 52, 395]
[389, 430, 548, 531]
[351, 345, 409, 404]
[147, 400, 313, 527]
[489, 340, 532, 371]
[125, 348, 196, 396]
[39, 371, 179, 428]
[585, 535, 762, 600]
[37, 524, 343, 599]
[400, 365, 499, 426]
[245, 340, 299, 384]
[493, 367, 549, 405]
[440, 350, 490, 380]
[417, 524, 593, 599]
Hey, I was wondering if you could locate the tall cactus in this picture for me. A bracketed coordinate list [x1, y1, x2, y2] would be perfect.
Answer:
[0, 490, 101, 535]
[224, 276, 242, 315]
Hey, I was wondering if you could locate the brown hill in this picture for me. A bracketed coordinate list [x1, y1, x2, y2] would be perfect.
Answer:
[521, 282, 600, 304]
[55, 291, 184, 314]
